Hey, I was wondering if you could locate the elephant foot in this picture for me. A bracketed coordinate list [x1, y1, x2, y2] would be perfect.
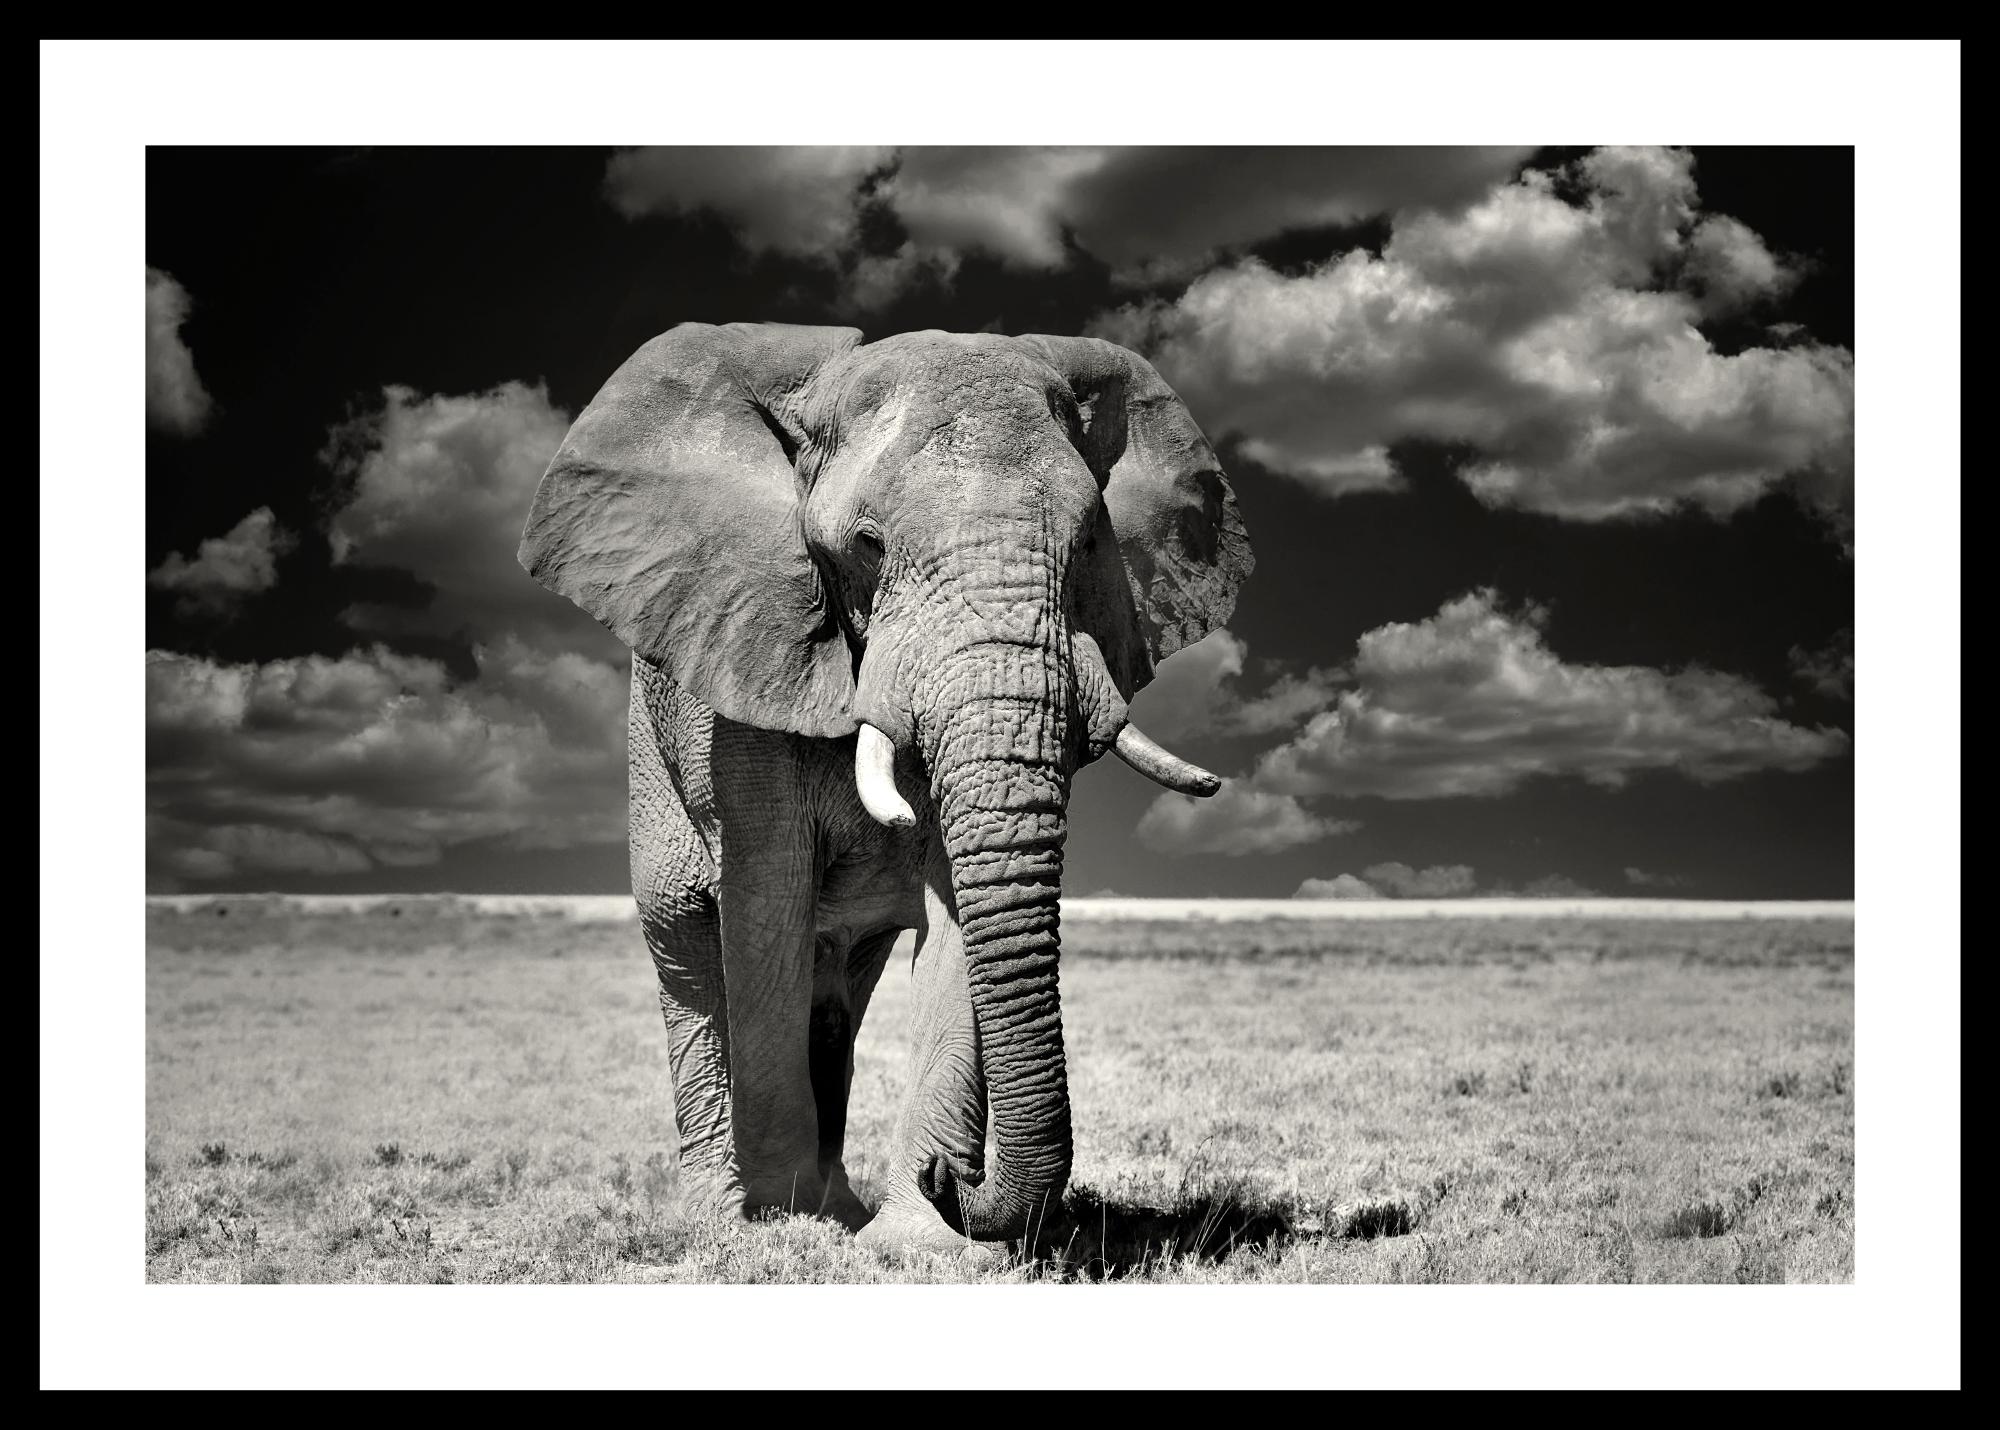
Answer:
[679, 1160, 874, 1231]
[676, 1165, 751, 1226]
[741, 1164, 878, 1230]
[813, 1172, 873, 1232]
[855, 1204, 963, 1254]
[856, 1200, 1015, 1269]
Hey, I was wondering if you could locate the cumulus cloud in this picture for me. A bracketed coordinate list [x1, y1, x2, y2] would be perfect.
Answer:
[1294, 874, 1379, 899]
[1512, 874, 1603, 899]
[603, 145, 1534, 307]
[146, 507, 296, 619]
[883, 148, 1105, 271]
[1126, 629, 1249, 740]
[1789, 627, 1854, 702]
[1128, 629, 1343, 742]
[1623, 866, 1689, 888]
[150, 819, 374, 880]
[1252, 589, 1850, 800]
[1089, 146, 1853, 526]
[146, 378, 644, 886]
[321, 380, 618, 659]
[1294, 864, 1598, 899]
[1360, 861, 1478, 897]
[888, 146, 1536, 277]
[1232, 669, 1350, 739]
[1683, 214, 1801, 317]
[146, 267, 215, 436]
[146, 640, 627, 884]
[1136, 783, 1359, 857]
[604, 146, 895, 256]
[1138, 589, 1847, 859]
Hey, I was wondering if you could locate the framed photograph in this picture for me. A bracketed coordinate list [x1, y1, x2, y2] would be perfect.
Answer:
[43, 39, 1959, 1391]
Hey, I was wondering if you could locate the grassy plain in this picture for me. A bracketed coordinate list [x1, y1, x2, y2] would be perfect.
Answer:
[146, 900, 1854, 1283]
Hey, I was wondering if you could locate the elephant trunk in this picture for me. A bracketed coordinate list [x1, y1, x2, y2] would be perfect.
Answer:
[920, 645, 1075, 1241]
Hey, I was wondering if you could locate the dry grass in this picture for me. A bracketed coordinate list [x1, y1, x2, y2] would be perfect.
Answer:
[146, 901, 1853, 1283]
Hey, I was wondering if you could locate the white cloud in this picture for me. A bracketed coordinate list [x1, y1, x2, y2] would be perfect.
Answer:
[1135, 783, 1359, 857]
[1623, 866, 1688, 888]
[1294, 874, 1379, 899]
[1683, 214, 1801, 317]
[1089, 146, 1853, 525]
[1127, 630, 1248, 741]
[322, 381, 618, 659]
[147, 507, 296, 618]
[603, 146, 895, 256]
[1296, 863, 1598, 899]
[1231, 670, 1348, 739]
[146, 378, 643, 885]
[843, 243, 953, 312]
[1072, 148, 1540, 275]
[1512, 874, 1602, 899]
[883, 147, 1532, 277]
[1251, 589, 1851, 800]
[1789, 628, 1854, 701]
[146, 267, 214, 436]
[150, 819, 373, 880]
[603, 145, 1534, 307]
[1128, 629, 1343, 741]
[1127, 590, 1845, 858]
[1361, 861, 1478, 897]
[884, 148, 1104, 269]
[146, 640, 628, 883]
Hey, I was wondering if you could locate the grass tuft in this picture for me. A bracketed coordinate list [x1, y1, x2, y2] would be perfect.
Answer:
[1661, 1199, 1732, 1238]
[1759, 1071, 1802, 1099]
[1332, 1196, 1414, 1239]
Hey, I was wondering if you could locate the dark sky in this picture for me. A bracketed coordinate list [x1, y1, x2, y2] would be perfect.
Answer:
[144, 146, 1854, 898]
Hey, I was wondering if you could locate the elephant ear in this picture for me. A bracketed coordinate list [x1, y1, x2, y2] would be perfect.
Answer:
[1013, 334, 1254, 700]
[518, 321, 864, 737]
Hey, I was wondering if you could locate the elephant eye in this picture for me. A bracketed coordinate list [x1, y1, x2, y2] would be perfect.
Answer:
[851, 528, 885, 565]
[1053, 394, 1086, 445]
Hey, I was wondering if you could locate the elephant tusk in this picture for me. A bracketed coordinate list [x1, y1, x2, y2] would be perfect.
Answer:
[1114, 723, 1222, 797]
[856, 723, 917, 829]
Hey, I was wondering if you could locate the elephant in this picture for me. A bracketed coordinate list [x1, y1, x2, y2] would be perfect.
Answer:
[517, 321, 1251, 1253]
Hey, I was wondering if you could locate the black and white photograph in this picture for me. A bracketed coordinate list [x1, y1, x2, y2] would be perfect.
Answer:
[43, 40, 1958, 1390]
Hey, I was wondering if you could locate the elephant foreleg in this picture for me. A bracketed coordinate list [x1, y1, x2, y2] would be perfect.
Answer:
[631, 679, 740, 1219]
[640, 885, 740, 1215]
[809, 928, 900, 1227]
[808, 954, 853, 1186]
[708, 724, 848, 1220]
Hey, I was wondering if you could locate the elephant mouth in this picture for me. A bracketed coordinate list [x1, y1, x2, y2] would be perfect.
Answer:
[853, 713, 1216, 816]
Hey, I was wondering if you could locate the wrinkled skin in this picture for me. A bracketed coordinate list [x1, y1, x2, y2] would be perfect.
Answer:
[520, 323, 1251, 1251]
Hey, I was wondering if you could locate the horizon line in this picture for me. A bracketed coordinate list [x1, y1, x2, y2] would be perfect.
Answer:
[146, 893, 1856, 922]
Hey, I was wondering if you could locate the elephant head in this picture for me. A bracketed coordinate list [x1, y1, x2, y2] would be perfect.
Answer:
[518, 322, 1251, 1237]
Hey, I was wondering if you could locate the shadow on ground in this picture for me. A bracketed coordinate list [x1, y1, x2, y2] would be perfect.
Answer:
[846, 1169, 1418, 1281]
[1029, 1187, 1310, 1280]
